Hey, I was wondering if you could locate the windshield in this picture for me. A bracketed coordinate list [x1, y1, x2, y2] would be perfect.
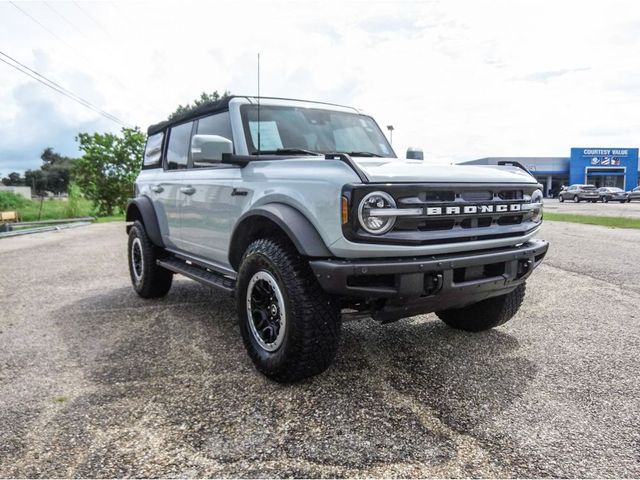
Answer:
[240, 105, 395, 157]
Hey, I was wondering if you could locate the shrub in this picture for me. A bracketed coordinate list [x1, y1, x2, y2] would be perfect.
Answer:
[64, 182, 82, 218]
[0, 191, 29, 211]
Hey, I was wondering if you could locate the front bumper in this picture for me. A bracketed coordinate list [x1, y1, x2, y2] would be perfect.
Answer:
[310, 239, 549, 321]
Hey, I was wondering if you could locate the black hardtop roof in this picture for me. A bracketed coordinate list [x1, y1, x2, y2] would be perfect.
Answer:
[146, 95, 359, 136]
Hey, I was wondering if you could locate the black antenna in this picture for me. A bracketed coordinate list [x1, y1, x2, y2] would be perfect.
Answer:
[257, 52, 261, 156]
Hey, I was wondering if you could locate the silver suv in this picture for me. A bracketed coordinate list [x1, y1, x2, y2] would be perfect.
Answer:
[126, 96, 548, 382]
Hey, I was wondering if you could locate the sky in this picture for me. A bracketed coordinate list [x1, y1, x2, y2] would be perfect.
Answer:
[1, 0, 640, 174]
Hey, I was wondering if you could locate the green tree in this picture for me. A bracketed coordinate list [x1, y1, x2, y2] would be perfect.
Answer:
[168, 90, 231, 120]
[1, 172, 25, 186]
[40, 147, 76, 194]
[24, 169, 47, 195]
[74, 127, 145, 216]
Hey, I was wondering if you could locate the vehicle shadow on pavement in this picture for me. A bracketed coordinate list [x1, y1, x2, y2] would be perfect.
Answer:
[27, 280, 537, 477]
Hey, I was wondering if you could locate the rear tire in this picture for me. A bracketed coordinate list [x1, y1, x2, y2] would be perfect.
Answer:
[573, 195, 580, 203]
[558, 195, 564, 202]
[236, 238, 341, 383]
[128, 220, 173, 298]
[436, 283, 526, 332]
[602, 196, 609, 203]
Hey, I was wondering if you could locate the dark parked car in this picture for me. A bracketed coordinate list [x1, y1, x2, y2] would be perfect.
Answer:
[628, 186, 640, 202]
[598, 187, 629, 203]
[558, 184, 599, 203]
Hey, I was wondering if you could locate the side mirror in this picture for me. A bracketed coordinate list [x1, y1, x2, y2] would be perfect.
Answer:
[406, 147, 424, 160]
[191, 134, 233, 163]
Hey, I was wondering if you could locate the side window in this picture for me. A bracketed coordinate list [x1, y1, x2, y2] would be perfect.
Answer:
[166, 121, 194, 170]
[143, 132, 164, 169]
[191, 112, 233, 168]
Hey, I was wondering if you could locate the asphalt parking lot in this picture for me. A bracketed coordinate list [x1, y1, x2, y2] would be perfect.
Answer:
[1, 221, 639, 477]
[545, 197, 640, 218]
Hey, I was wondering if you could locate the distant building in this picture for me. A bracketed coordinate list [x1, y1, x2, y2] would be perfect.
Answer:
[463, 147, 639, 197]
[0, 186, 32, 200]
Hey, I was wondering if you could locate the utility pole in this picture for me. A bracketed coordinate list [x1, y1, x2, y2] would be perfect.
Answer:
[386, 125, 394, 145]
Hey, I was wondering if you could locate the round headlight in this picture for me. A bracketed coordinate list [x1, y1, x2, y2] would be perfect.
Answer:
[530, 189, 543, 222]
[358, 191, 397, 234]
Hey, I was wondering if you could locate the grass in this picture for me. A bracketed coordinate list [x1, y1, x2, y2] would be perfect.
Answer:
[1, 191, 125, 222]
[545, 212, 640, 229]
[94, 214, 125, 223]
[17, 198, 96, 222]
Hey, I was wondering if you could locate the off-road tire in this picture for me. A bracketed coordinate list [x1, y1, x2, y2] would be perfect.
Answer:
[236, 238, 341, 383]
[436, 283, 526, 332]
[128, 220, 173, 298]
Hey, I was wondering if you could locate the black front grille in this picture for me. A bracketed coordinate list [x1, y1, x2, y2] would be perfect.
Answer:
[344, 183, 540, 245]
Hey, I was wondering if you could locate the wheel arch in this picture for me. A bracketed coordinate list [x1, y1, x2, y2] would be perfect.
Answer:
[229, 203, 332, 271]
[126, 196, 164, 247]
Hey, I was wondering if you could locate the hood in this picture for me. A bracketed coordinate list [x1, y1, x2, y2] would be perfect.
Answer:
[353, 158, 538, 184]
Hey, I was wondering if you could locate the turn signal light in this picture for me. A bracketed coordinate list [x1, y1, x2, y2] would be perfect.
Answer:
[341, 196, 349, 224]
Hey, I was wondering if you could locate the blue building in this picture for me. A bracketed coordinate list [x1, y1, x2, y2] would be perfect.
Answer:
[465, 148, 640, 197]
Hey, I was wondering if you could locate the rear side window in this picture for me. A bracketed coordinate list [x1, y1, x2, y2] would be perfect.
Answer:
[166, 122, 194, 170]
[143, 132, 164, 169]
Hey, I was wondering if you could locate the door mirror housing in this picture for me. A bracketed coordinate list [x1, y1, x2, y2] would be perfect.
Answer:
[406, 147, 424, 160]
[191, 135, 233, 164]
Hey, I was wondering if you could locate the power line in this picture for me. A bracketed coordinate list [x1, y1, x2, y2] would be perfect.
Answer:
[9, 1, 131, 94]
[0, 50, 132, 128]
[42, 1, 91, 41]
[0, 50, 130, 126]
[8, 1, 85, 58]
[71, 0, 114, 40]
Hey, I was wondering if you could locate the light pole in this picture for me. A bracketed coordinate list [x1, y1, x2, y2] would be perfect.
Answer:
[386, 125, 394, 145]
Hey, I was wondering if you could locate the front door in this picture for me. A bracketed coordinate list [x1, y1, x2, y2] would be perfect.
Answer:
[175, 111, 247, 267]
[179, 167, 244, 265]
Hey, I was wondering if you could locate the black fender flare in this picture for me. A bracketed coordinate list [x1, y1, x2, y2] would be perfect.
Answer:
[229, 203, 332, 270]
[126, 196, 164, 247]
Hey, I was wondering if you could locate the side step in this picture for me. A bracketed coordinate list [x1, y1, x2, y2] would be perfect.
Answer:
[157, 257, 236, 294]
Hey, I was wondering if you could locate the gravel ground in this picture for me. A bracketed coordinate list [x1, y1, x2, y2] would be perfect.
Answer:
[0, 221, 638, 478]
[545, 197, 640, 218]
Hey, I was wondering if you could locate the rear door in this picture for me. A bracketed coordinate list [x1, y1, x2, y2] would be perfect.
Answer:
[156, 121, 193, 248]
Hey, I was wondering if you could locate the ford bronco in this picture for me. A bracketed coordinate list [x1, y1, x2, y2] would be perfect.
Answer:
[126, 96, 548, 382]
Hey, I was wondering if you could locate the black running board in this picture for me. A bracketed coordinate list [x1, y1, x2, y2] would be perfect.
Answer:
[157, 257, 236, 294]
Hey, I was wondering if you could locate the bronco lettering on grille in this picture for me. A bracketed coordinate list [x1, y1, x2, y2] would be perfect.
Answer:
[425, 204, 522, 216]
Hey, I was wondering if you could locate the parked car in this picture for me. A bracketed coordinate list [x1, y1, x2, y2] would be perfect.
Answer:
[598, 187, 629, 203]
[628, 186, 640, 202]
[126, 95, 548, 382]
[558, 184, 599, 203]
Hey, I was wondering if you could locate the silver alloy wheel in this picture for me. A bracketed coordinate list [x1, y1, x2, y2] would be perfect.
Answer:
[131, 237, 144, 283]
[246, 270, 286, 352]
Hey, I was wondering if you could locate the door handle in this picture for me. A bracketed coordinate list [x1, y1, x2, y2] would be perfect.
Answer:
[180, 186, 196, 195]
[150, 185, 164, 193]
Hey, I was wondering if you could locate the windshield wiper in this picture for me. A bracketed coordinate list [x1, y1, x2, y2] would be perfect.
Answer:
[340, 151, 383, 157]
[252, 148, 322, 156]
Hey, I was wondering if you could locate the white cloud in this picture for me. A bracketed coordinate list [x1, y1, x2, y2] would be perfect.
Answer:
[1, 0, 640, 173]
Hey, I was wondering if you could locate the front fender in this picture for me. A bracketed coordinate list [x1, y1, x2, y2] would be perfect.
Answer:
[228, 203, 332, 269]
